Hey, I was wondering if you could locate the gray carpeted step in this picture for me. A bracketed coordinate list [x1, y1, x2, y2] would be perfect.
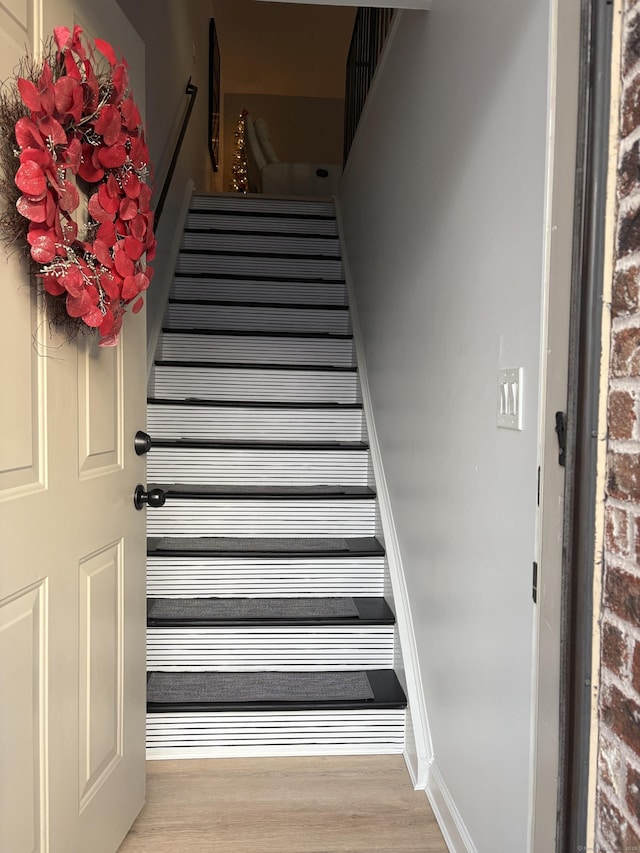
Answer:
[147, 670, 374, 704]
[148, 596, 359, 621]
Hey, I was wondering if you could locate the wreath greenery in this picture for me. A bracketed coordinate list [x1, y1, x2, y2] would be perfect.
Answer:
[0, 25, 155, 346]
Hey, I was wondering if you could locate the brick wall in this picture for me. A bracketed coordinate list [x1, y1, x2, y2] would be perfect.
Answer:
[596, 2, 640, 849]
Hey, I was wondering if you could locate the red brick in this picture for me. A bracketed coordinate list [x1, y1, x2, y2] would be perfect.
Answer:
[612, 266, 640, 317]
[605, 567, 640, 624]
[602, 619, 630, 677]
[609, 390, 637, 440]
[624, 11, 640, 77]
[597, 791, 626, 850]
[618, 204, 640, 257]
[607, 453, 640, 501]
[633, 642, 640, 694]
[605, 505, 631, 556]
[611, 327, 640, 378]
[628, 764, 640, 830]
[620, 141, 640, 197]
[601, 683, 640, 754]
[598, 729, 623, 791]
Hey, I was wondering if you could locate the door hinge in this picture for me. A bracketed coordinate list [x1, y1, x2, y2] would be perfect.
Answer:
[555, 411, 567, 467]
[537, 466, 541, 506]
[532, 561, 538, 604]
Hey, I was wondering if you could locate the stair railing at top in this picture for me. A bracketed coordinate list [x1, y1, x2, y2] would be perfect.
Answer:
[154, 78, 198, 229]
[343, 8, 395, 165]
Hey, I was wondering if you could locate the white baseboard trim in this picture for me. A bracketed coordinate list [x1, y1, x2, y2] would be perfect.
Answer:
[426, 762, 478, 853]
[146, 178, 194, 377]
[334, 198, 432, 788]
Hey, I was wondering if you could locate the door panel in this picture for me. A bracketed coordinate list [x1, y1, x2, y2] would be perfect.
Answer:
[0, 1, 148, 850]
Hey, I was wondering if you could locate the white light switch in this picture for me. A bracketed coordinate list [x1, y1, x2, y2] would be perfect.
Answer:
[497, 368, 523, 430]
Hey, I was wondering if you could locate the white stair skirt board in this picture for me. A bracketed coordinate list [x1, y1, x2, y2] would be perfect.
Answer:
[147, 404, 365, 442]
[146, 447, 370, 486]
[146, 555, 386, 598]
[189, 195, 336, 217]
[164, 303, 352, 334]
[175, 253, 344, 279]
[181, 232, 342, 257]
[146, 498, 376, 537]
[158, 333, 355, 367]
[335, 200, 430, 784]
[147, 178, 194, 376]
[147, 626, 394, 670]
[171, 276, 347, 305]
[185, 212, 339, 236]
[146, 710, 405, 759]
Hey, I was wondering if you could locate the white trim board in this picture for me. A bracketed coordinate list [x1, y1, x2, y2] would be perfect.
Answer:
[426, 762, 478, 853]
[334, 199, 432, 788]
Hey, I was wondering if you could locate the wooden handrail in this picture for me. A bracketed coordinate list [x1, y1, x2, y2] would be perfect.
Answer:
[154, 79, 198, 228]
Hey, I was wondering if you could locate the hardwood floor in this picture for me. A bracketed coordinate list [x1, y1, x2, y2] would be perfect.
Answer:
[118, 755, 448, 853]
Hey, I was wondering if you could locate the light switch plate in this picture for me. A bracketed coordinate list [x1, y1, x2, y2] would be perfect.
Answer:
[497, 367, 523, 430]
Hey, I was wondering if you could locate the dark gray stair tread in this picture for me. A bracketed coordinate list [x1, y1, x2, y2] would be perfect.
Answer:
[188, 207, 337, 222]
[178, 249, 342, 261]
[149, 484, 376, 499]
[147, 535, 384, 558]
[148, 397, 363, 410]
[173, 271, 346, 284]
[146, 669, 406, 712]
[161, 327, 352, 339]
[154, 359, 356, 373]
[168, 297, 348, 310]
[146, 596, 394, 626]
[183, 227, 339, 241]
[150, 438, 368, 450]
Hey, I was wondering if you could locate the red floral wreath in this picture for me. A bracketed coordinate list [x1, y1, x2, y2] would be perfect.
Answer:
[8, 25, 155, 346]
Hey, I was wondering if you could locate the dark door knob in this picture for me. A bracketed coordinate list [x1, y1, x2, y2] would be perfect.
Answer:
[134, 484, 166, 510]
[134, 430, 152, 455]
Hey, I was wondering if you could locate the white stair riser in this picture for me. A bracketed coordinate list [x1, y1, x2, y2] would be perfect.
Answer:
[147, 448, 370, 486]
[146, 556, 386, 598]
[159, 334, 355, 367]
[153, 366, 359, 403]
[176, 254, 343, 280]
[147, 405, 365, 442]
[147, 626, 394, 670]
[146, 710, 405, 757]
[190, 196, 335, 216]
[185, 212, 338, 235]
[172, 276, 346, 305]
[182, 232, 341, 257]
[165, 304, 351, 334]
[146, 498, 376, 537]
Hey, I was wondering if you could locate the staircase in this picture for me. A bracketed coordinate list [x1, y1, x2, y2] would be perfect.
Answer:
[145, 193, 407, 758]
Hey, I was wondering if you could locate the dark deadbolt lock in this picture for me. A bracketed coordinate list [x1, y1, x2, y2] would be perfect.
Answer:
[134, 430, 152, 455]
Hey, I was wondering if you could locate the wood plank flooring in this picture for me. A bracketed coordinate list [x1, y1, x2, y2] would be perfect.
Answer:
[117, 755, 448, 853]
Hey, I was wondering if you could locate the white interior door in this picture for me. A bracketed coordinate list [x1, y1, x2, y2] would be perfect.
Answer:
[0, 2, 148, 851]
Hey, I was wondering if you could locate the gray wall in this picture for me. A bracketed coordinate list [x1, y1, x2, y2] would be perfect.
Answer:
[339, 4, 550, 849]
[115, 0, 215, 354]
